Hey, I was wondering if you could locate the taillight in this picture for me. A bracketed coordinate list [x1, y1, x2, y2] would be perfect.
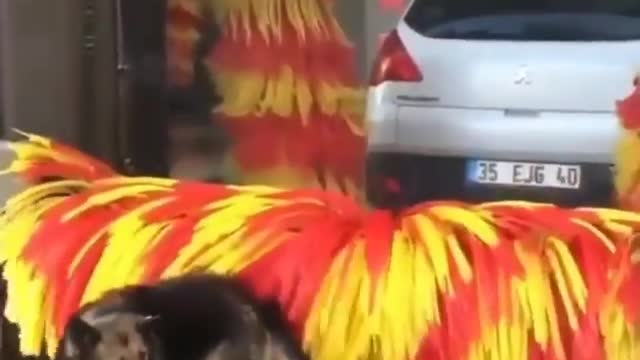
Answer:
[369, 30, 423, 86]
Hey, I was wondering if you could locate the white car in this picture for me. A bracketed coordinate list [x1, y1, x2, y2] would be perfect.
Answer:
[366, 1, 640, 207]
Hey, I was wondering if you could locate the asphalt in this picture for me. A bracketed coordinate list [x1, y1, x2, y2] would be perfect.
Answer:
[0, 142, 23, 203]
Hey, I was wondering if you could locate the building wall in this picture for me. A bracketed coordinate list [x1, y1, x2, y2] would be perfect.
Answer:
[0, 0, 121, 168]
[334, 0, 367, 82]
[0, 0, 86, 144]
[335, 0, 408, 83]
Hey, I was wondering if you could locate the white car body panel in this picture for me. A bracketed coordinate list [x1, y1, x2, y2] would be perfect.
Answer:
[367, 19, 640, 165]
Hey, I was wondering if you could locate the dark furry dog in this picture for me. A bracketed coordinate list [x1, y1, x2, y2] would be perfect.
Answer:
[55, 274, 308, 360]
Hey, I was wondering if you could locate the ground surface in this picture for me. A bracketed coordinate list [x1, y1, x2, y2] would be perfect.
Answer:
[0, 142, 22, 202]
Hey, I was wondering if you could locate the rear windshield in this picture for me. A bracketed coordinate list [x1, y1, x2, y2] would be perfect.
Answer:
[404, 0, 640, 41]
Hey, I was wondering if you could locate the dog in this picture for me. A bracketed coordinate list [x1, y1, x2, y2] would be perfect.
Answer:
[55, 273, 308, 360]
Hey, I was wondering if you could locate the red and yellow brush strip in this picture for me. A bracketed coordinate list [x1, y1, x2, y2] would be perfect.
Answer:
[1, 133, 639, 360]
[208, 0, 363, 130]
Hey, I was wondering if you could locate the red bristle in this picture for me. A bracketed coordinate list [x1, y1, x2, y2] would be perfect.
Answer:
[54, 234, 108, 336]
[142, 218, 199, 281]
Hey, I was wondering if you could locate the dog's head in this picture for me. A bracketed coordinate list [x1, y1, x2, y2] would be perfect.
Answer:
[56, 313, 162, 360]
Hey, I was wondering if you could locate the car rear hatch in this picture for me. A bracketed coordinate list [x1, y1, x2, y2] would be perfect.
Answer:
[395, 2, 640, 113]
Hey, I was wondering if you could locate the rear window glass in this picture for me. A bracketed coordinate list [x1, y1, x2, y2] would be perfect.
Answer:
[404, 0, 640, 41]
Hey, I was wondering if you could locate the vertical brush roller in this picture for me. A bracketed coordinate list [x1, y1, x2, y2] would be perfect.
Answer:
[206, 0, 367, 197]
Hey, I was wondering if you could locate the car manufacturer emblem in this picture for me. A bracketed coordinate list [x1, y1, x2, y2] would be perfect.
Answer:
[514, 65, 532, 85]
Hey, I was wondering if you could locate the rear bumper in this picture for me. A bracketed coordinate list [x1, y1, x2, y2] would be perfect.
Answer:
[368, 105, 620, 164]
[366, 152, 614, 208]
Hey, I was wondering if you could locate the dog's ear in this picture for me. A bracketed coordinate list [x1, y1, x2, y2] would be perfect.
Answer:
[62, 317, 101, 357]
[135, 315, 161, 336]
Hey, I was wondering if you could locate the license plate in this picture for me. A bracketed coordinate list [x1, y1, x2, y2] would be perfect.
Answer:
[466, 160, 581, 189]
